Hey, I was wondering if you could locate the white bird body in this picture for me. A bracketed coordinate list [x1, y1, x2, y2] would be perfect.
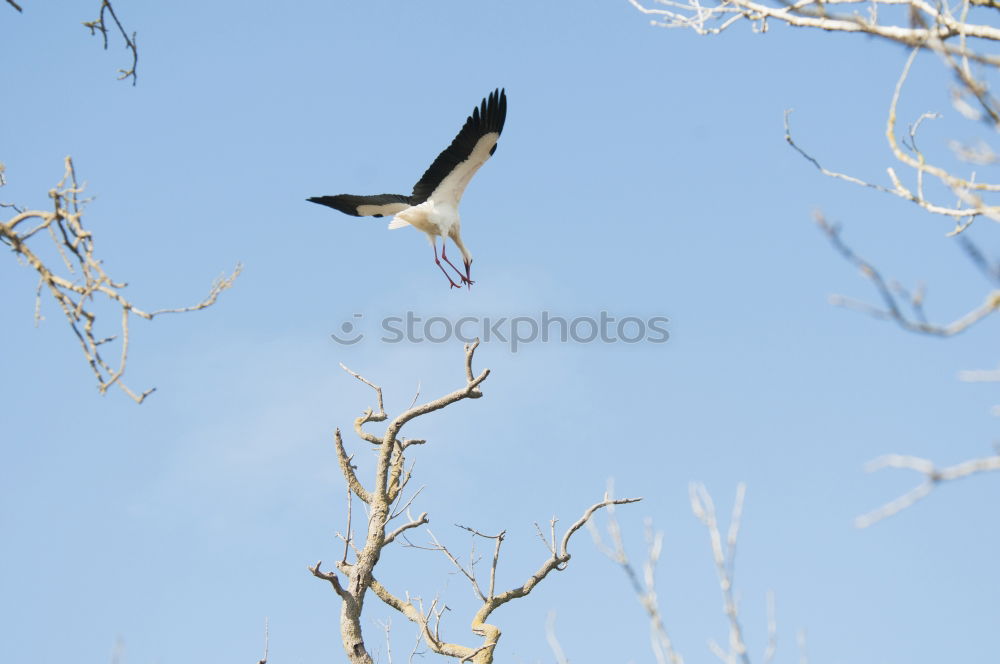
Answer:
[390, 198, 457, 240]
[309, 89, 507, 288]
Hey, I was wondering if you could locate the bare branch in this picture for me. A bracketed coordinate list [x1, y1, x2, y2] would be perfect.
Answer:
[426, 529, 485, 601]
[339, 494, 353, 566]
[959, 363, 1000, 381]
[797, 629, 810, 664]
[856, 453, 1000, 526]
[376, 618, 393, 664]
[385, 512, 429, 546]
[368, 578, 483, 661]
[341, 363, 388, 445]
[398, 497, 639, 663]
[256, 617, 269, 664]
[785, 65, 1000, 225]
[384, 342, 489, 450]
[407, 381, 422, 410]
[690, 482, 751, 664]
[816, 212, 1000, 336]
[545, 612, 570, 664]
[533, 521, 556, 555]
[334, 429, 372, 504]
[763, 591, 777, 664]
[590, 495, 684, 664]
[1, 158, 239, 403]
[454, 525, 506, 599]
[341, 362, 387, 417]
[309, 560, 351, 602]
[958, 236, 1000, 285]
[785, 110, 898, 196]
[82, 0, 138, 85]
[477, 497, 641, 631]
[390, 482, 425, 520]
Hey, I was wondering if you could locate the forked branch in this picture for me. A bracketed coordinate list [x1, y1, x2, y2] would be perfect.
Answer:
[388, 495, 641, 663]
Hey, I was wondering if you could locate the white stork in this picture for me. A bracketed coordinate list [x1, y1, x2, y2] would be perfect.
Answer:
[309, 89, 507, 289]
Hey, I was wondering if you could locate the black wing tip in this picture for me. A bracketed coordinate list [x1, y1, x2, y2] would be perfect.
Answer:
[307, 195, 336, 207]
[310, 193, 414, 217]
[308, 194, 362, 216]
[481, 88, 507, 136]
[468, 89, 507, 136]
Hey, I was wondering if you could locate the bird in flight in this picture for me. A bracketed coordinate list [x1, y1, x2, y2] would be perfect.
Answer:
[308, 89, 507, 289]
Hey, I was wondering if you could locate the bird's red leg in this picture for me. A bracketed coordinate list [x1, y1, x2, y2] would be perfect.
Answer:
[441, 243, 473, 287]
[433, 240, 462, 289]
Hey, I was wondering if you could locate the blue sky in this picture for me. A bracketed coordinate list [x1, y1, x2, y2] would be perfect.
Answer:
[3, 1, 999, 663]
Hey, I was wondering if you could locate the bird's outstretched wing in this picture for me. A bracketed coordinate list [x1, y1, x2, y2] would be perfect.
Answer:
[410, 88, 507, 207]
[307, 193, 414, 218]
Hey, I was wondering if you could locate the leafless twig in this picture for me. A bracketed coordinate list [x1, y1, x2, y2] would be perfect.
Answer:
[815, 212, 1000, 336]
[545, 612, 570, 664]
[762, 591, 777, 664]
[593, 483, 775, 664]
[691, 482, 751, 664]
[589, 491, 683, 664]
[82, 0, 138, 84]
[797, 629, 810, 664]
[256, 617, 269, 664]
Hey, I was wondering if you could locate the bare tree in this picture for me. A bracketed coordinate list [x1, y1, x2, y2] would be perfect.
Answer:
[631, 0, 1000, 525]
[1, 158, 240, 402]
[310, 341, 640, 664]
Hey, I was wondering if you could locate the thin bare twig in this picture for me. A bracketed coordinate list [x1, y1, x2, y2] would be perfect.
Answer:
[590, 504, 684, 664]
[256, 617, 269, 664]
[82, 0, 138, 84]
[763, 591, 777, 664]
[545, 612, 570, 664]
[815, 212, 1000, 336]
[691, 482, 751, 664]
